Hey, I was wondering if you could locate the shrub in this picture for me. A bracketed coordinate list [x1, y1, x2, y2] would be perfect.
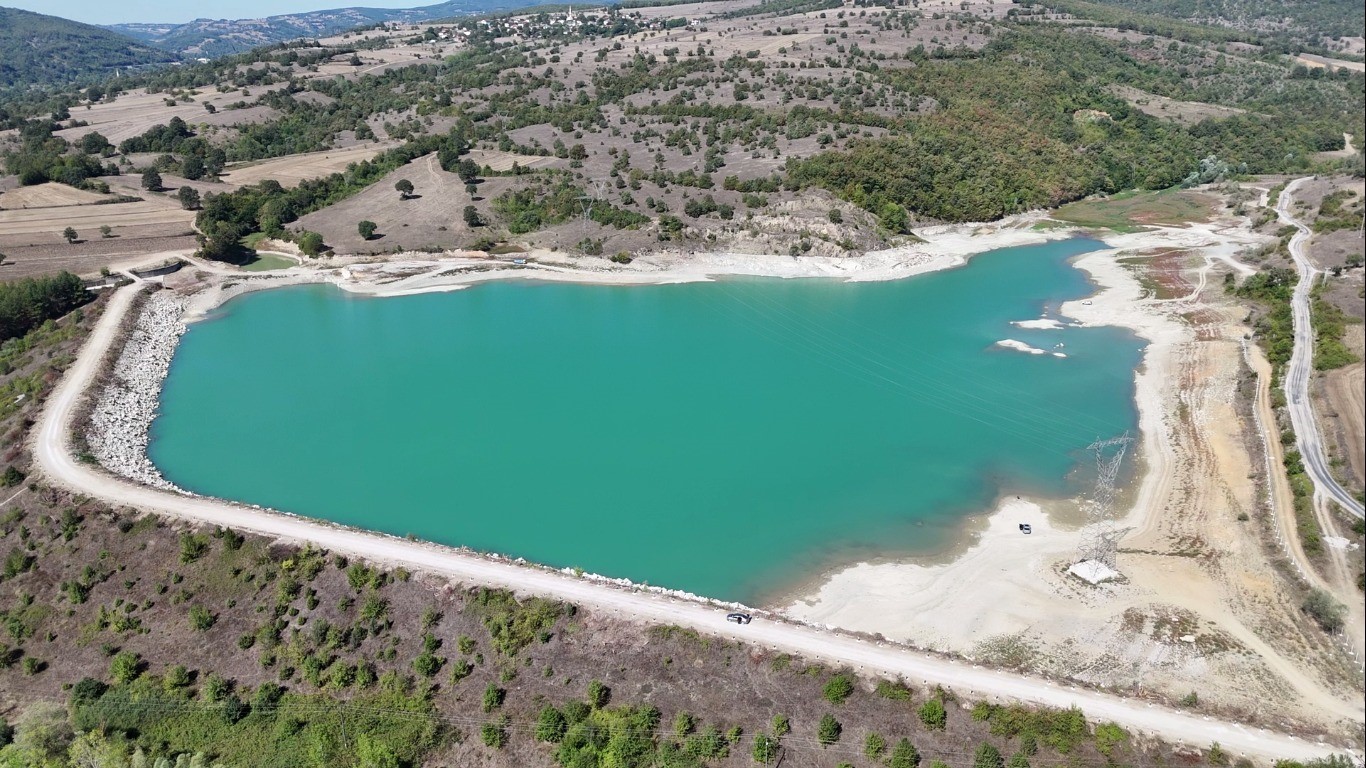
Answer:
[110, 651, 140, 684]
[918, 697, 947, 730]
[188, 605, 215, 630]
[889, 739, 921, 768]
[481, 717, 508, 748]
[817, 714, 841, 745]
[535, 706, 567, 742]
[864, 732, 886, 758]
[178, 533, 209, 564]
[974, 743, 1004, 768]
[587, 679, 611, 709]
[482, 684, 505, 712]
[823, 673, 855, 704]
[1302, 589, 1345, 632]
[358, 220, 377, 239]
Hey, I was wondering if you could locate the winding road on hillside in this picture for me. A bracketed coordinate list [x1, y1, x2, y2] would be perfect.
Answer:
[29, 281, 1358, 761]
[1275, 178, 1366, 520]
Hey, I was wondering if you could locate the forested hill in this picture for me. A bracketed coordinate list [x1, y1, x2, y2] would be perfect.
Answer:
[0, 7, 178, 89]
[104, 0, 562, 57]
[1078, 0, 1365, 49]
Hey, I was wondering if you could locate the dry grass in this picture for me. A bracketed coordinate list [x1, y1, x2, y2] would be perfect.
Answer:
[1108, 85, 1248, 127]
[221, 143, 397, 188]
[1293, 53, 1365, 73]
[0, 183, 115, 209]
[55, 88, 285, 146]
[0, 199, 192, 238]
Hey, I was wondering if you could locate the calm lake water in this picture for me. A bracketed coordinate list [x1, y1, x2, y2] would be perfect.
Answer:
[150, 239, 1143, 602]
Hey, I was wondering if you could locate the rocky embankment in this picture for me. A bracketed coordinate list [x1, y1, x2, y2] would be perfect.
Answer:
[86, 290, 188, 490]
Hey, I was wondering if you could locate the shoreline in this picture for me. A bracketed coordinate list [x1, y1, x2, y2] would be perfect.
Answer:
[102, 208, 1241, 641]
[176, 210, 1072, 320]
[776, 212, 1274, 646]
[30, 282, 1350, 759]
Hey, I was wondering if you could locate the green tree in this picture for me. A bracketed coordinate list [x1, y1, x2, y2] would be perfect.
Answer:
[771, 714, 790, 736]
[753, 733, 778, 763]
[864, 732, 886, 758]
[535, 706, 567, 742]
[141, 168, 162, 191]
[974, 743, 1004, 768]
[587, 679, 611, 709]
[163, 664, 191, 691]
[188, 604, 215, 630]
[110, 651, 140, 684]
[99, 224, 113, 238]
[12, 702, 73, 762]
[482, 684, 505, 712]
[182, 154, 206, 180]
[918, 697, 947, 730]
[358, 220, 378, 239]
[823, 674, 855, 704]
[395, 179, 415, 199]
[178, 186, 200, 210]
[463, 205, 482, 227]
[297, 230, 325, 257]
[889, 739, 921, 768]
[356, 733, 401, 768]
[62, 227, 78, 244]
[817, 714, 841, 745]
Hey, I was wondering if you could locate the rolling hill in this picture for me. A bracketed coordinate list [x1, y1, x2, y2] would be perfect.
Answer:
[106, 0, 564, 57]
[0, 6, 179, 89]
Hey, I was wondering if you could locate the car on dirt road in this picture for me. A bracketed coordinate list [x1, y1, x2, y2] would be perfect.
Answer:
[726, 612, 752, 624]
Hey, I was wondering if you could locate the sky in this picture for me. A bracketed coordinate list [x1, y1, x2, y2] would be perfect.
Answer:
[6, 0, 425, 25]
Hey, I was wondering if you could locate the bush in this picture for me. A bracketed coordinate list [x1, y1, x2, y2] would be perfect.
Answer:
[753, 733, 778, 763]
[110, 651, 140, 684]
[587, 679, 611, 709]
[889, 739, 921, 768]
[817, 714, 841, 745]
[482, 684, 505, 712]
[823, 673, 855, 704]
[1302, 589, 1345, 632]
[535, 706, 567, 742]
[189, 605, 215, 630]
[864, 732, 886, 758]
[974, 743, 1004, 768]
[918, 697, 947, 730]
[481, 717, 509, 748]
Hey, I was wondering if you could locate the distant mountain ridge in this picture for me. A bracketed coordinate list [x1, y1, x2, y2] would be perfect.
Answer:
[0, 6, 178, 89]
[105, 0, 561, 57]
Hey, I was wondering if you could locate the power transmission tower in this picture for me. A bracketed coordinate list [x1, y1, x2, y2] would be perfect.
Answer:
[577, 179, 610, 236]
[1074, 433, 1134, 575]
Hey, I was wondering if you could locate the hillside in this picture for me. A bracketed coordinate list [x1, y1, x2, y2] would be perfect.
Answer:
[1087, 0, 1366, 47]
[106, 0, 564, 57]
[0, 7, 178, 89]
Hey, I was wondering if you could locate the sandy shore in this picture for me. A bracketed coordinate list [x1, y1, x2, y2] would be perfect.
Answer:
[780, 218, 1254, 644]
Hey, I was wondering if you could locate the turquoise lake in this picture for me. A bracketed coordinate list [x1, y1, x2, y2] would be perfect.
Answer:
[150, 239, 1143, 603]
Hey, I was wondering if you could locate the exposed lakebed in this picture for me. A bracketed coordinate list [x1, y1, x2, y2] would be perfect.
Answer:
[149, 238, 1143, 603]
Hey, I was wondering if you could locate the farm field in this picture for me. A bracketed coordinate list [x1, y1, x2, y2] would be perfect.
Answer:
[220, 143, 397, 188]
[0, 182, 115, 209]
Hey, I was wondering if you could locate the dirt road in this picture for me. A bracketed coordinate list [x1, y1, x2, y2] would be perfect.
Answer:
[29, 282, 1357, 761]
[1276, 178, 1365, 520]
